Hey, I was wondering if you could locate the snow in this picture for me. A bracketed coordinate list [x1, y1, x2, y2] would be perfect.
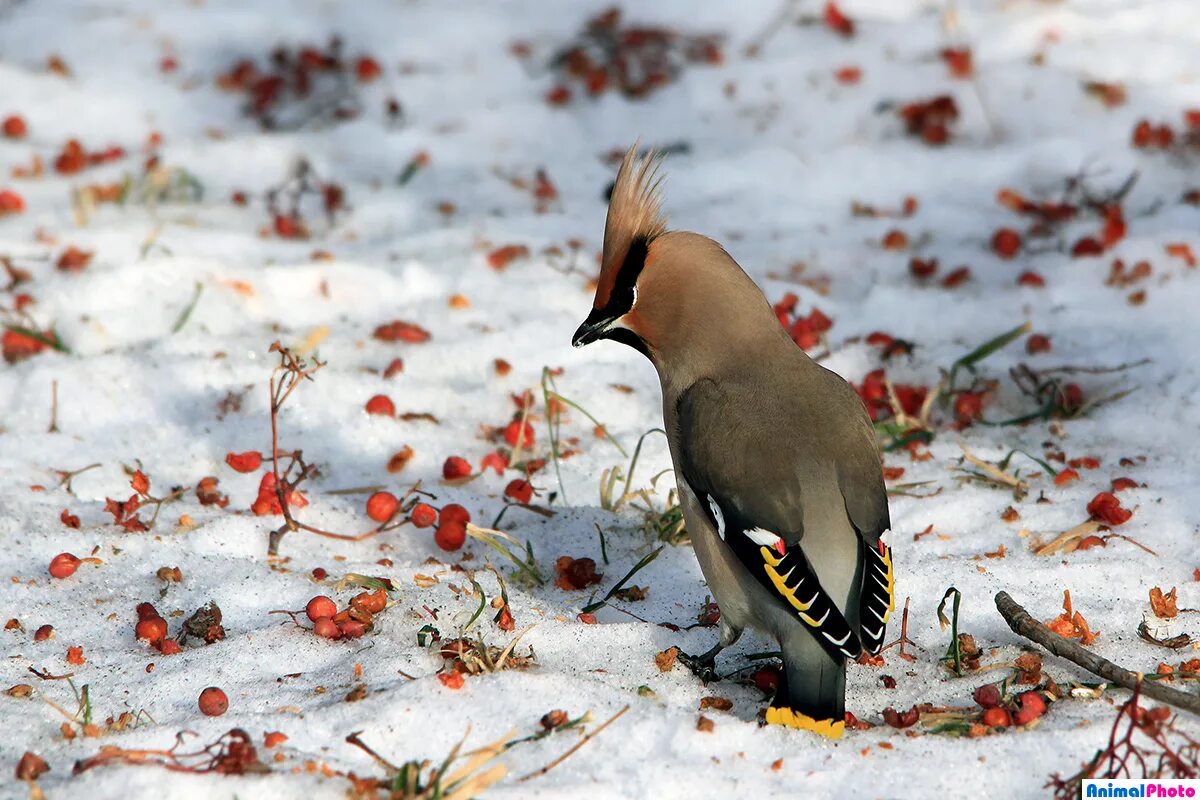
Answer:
[2, 0, 1199, 797]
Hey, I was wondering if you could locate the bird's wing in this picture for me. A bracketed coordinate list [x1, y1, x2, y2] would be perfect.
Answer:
[676, 378, 865, 661]
[834, 405, 895, 654]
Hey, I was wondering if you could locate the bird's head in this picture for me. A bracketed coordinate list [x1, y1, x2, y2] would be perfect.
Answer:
[572, 145, 780, 375]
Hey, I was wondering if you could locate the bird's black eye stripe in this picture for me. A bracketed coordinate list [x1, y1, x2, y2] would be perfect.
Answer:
[602, 235, 649, 318]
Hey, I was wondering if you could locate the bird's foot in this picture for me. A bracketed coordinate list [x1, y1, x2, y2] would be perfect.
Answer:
[676, 650, 720, 683]
[763, 706, 845, 739]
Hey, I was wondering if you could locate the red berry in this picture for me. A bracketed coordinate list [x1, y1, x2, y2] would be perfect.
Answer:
[1111, 477, 1138, 492]
[136, 602, 160, 620]
[972, 683, 1001, 709]
[339, 619, 366, 638]
[158, 638, 182, 655]
[305, 596, 337, 622]
[752, 666, 781, 693]
[264, 731, 288, 748]
[1019, 691, 1046, 718]
[982, 707, 1011, 727]
[49, 553, 81, 579]
[504, 479, 534, 504]
[34, 624, 54, 641]
[198, 687, 228, 717]
[365, 394, 395, 416]
[351, 589, 387, 614]
[1026, 334, 1052, 354]
[410, 502, 438, 528]
[312, 617, 340, 639]
[2, 115, 27, 139]
[1087, 491, 1133, 526]
[1017, 270, 1046, 287]
[991, 228, 1021, 259]
[0, 189, 26, 214]
[439, 503, 470, 527]
[434, 521, 467, 551]
[1014, 707, 1040, 726]
[383, 358, 404, 378]
[355, 56, 383, 82]
[545, 86, 572, 106]
[503, 420, 535, 448]
[225, 451, 263, 473]
[442, 456, 472, 480]
[479, 451, 507, 474]
[437, 671, 465, 689]
[365, 491, 399, 523]
[273, 214, 301, 238]
[135, 616, 168, 646]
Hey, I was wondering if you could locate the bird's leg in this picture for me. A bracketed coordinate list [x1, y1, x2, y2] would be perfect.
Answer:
[678, 623, 741, 683]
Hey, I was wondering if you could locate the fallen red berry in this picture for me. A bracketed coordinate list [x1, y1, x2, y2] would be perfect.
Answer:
[0, 189, 27, 214]
[225, 451, 263, 473]
[365, 491, 399, 523]
[434, 521, 467, 551]
[438, 671, 465, 689]
[504, 479, 534, 504]
[264, 731, 288, 748]
[1019, 691, 1046, 718]
[1087, 492, 1133, 526]
[198, 687, 228, 717]
[365, 394, 395, 416]
[442, 456, 472, 480]
[1111, 477, 1138, 492]
[34, 624, 54, 641]
[439, 504, 470, 527]
[306, 596, 337, 622]
[410, 502, 438, 528]
[48, 553, 81, 579]
[339, 619, 366, 638]
[991, 228, 1021, 259]
[158, 638, 182, 655]
[503, 419, 535, 448]
[1026, 334, 1052, 354]
[355, 56, 382, 82]
[479, 451, 507, 474]
[351, 589, 387, 614]
[973, 683, 1001, 709]
[313, 617, 340, 639]
[135, 616, 168, 646]
[3, 114, 28, 139]
[982, 707, 1011, 728]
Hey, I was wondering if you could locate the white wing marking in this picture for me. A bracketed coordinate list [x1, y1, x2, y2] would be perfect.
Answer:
[706, 495, 726, 539]
[744, 527, 781, 547]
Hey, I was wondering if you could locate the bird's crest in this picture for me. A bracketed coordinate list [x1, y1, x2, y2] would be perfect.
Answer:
[595, 143, 668, 309]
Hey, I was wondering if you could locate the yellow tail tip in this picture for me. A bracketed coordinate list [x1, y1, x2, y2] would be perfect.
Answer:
[764, 707, 845, 739]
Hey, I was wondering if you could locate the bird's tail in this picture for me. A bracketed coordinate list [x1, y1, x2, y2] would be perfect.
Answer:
[764, 631, 847, 738]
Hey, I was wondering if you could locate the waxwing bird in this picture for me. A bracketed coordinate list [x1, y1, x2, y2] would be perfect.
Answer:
[572, 146, 894, 739]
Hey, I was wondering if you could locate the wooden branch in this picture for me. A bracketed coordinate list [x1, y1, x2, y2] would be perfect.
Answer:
[995, 591, 1200, 716]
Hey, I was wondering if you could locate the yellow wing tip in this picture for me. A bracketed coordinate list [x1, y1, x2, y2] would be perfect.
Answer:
[764, 707, 845, 739]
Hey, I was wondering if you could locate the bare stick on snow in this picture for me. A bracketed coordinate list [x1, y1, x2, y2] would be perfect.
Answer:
[995, 591, 1200, 716]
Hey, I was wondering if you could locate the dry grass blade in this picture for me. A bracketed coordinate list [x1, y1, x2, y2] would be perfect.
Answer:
[958, 442, 1028, 492]
[1033, 520, 1102, 556]
[440, 731, 514, 794]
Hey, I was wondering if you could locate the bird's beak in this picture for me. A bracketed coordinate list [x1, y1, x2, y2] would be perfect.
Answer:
[572, 308, 618, 348]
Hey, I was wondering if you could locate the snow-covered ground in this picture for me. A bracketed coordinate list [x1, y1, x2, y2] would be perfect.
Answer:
[2, 0, 1199, 797]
